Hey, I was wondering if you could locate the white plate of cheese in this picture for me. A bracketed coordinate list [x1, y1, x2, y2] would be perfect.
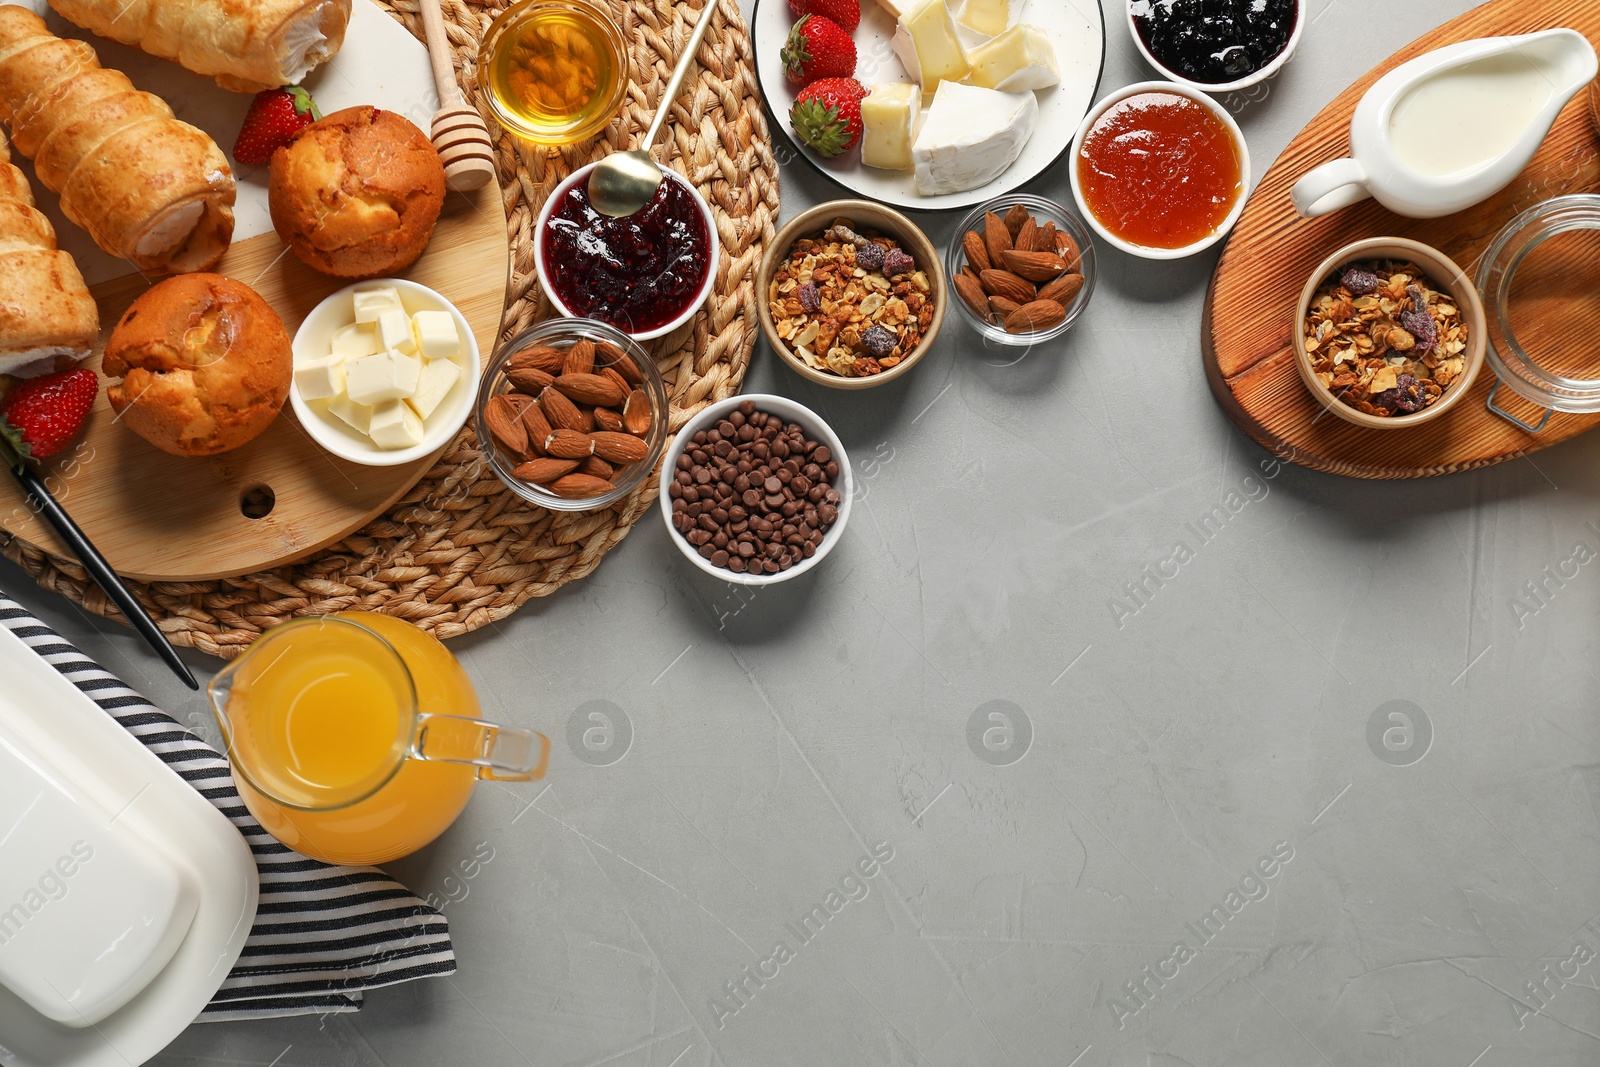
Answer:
[753, 0, 1105, 211]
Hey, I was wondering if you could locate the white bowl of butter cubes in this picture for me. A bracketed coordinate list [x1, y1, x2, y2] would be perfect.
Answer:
[290, 280, 481, 467]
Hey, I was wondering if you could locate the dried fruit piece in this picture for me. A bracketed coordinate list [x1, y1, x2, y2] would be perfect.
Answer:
[1037, 272, 1084, 306]
[983, 211, 1012, 266]
[1339, 266, 1382, 295]
[623, 390, 652, 435]
[591, 430, 650, 464]
[955, 271, 993, 323]
[1000, 249, 1068, 282]
[798, 281, 822, 311]
[962, 230, 991, 274]
[883, 248, 915, 277]
[538, 385, 586, 432]
[484, 393, 530, 454]
[514, 457, 579, 484]
[553, 372, 626, 407]
[1373, 373, 1428, 414]
[1005, 299, 1067, 334]
[854, 241, 886, 273]
[543, 428, 596, 459]
[980, 269, 1036, 304]
[549, 473, 615, 499]
[860, 324, 897, 357]
[564, 340, 596, 376]
[1400, 284, 1438, 353]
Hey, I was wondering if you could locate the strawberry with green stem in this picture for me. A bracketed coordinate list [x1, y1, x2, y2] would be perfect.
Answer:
[787, 0, 860, 34]
[0, 369, 97, 471]
[233, 85, 321, 166]
[781, 14, 856, 87]
[788, 77, 866, 158]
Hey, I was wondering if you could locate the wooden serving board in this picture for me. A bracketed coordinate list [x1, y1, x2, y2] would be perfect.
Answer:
[1203, 0, 1600, 479]
[0, 185, 508, 583]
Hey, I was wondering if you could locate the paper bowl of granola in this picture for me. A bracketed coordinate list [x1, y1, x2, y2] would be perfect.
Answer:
[1294, 238, 1486, 430]
[758, 201, 945, 390]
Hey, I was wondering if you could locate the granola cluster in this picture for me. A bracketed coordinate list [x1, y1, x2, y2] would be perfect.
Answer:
[1303, 260, 1468, 418]
[768, 221, 935, 378]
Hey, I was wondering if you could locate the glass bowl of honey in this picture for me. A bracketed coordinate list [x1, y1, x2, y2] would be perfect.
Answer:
[477, 0, 629, 146]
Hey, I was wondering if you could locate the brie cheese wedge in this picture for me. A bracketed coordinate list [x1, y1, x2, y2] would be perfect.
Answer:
[957, 0, 1024, 38]
[891, 0, 970, 92]
[912, 81, 1038, 195]
[861, 83, 923, 171]
[965, 24, 1060, 92]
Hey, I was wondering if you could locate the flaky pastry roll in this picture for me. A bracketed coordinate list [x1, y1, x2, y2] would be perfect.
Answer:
[48, 0, 352, 93]
[0, 130, 98, 378]
[0, 6, 235, 275]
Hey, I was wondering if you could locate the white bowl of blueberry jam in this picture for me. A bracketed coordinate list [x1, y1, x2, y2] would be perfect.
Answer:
[534, 162, 721, 342]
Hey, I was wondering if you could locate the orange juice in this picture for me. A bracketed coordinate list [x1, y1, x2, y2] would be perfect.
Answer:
[220, 613, 482, 866]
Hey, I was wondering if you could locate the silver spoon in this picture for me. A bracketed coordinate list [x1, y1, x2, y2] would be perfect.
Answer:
[587, 0, 721, 217]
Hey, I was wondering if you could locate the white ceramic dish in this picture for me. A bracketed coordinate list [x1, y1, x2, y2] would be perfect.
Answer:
[1069, 80, 1250, 260]
[751, 0, 1106, 212]
[1125, 0, 1305, 94]
[289, 279, 482, 467]
[0, 624, 258, 1067]
[16, 0, 439, 287]
[659, 394, 853, 587]
[533, 162, 720, 341]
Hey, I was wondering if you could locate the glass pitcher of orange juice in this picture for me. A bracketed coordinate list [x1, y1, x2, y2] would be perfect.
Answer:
[208, 612, 549, 866]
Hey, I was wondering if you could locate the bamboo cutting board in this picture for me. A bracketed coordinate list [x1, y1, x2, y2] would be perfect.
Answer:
[0, 0, 510, 581]
[1203, 0, 1600, 479]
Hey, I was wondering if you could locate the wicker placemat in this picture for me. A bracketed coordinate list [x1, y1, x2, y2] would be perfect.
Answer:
[1, 0, 780, 658]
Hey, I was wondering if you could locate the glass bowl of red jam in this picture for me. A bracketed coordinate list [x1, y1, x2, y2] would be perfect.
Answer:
[534, 162, 720, 341]
[475, 317, 669, 512]
[1126, 0, 1304, 93]
[1070, 81, 1250, 261]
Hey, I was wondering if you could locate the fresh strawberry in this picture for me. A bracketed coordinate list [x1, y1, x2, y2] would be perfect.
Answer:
[0, 369, 97, 464]
[232, 85, 321, 165]
[780, 15, 857, 87]
[789, 77, 866, 158]
[787, 0, 860, 33]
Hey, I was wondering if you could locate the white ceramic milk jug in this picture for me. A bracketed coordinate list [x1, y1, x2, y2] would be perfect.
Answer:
[1292, 29, 1598, 219]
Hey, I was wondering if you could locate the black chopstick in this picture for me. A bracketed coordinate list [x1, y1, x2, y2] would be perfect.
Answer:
[8, 464, 198, 690]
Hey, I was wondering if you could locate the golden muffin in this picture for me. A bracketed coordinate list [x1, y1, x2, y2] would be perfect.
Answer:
[104, 274, 292, 457]
[269, 106, 446, 278]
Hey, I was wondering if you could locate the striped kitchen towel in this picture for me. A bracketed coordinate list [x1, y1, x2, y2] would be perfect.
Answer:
[0, 594, 457, 1022]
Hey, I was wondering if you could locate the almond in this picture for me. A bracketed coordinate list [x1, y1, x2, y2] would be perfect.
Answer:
[484, 393, 529, 454]
[1014, 217, 1038, 257]
[538, 386, 585, 432]
[983, 211, 1012, 266]
[1034, 221, 1058, 254]
[590, 430, 649, 464]
[989, 295, 1022, 317]
[578, 455, 615, 480]
[513, 457, 579, 484]
[962, 230, 991, 274]
[1000, 249, 1069, 283]
[543, 428, 596, 459]
[601, 343, 643, 384]
[954, 271, 993, 323]
[549, 473, 614, 499]
[553, 372, 626, 408]
[600, 366, 631, 399]
[520, 401, 554, 453]
[623, 389, 652, 435]
[1054, 230, 1082, 272]
[1003, 204, 1030, 239]
[1005, 299, 1067, 334]
[1037, 272, 1085, 307]
[507, 345, 564, 375]
[980, 268, 1036, 304]
[507, 365, 554, 393]
[563, 339, 596, 376]
[593, 406, 625, 433]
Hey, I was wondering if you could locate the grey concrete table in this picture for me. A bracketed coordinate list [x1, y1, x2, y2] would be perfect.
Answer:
[7, 0, 1600, 1062]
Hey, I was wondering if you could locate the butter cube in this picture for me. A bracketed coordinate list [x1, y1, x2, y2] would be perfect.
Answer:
[957, 0, 1013, 37]
[892, 0, 970, 92]
[410, 310, 460, 361]
[964, 24, 1059, 92]
[326, 395, 372, 435]
[368, 400, 425, 450]
[376, 308, 416, 355]
[405, 357, 460, 421]
[352, 285, 404, 324]
[345, 350, 421, 405]
[294, 353, 345, 401]
[331, 322, 380, 360]
[861, 83, 922, 171]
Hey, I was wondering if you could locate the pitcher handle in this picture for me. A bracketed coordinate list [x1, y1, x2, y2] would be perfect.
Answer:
[413, 713, 551, 782]
[1291, 158, 1371, 218]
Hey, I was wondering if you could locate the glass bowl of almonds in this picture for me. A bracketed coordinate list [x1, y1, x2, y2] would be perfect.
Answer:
[1294, 237, 1486, 430]
[945, 194, 1097, 348]
[475, 318, 668, 511]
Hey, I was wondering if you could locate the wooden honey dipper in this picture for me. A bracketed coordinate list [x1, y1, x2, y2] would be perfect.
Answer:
[418, 0, 496, 191]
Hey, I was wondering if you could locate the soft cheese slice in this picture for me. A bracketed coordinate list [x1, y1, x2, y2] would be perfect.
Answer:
[868, 0, 912, 18]
[957, 0, 1019, 38]
[965, 24, 1059, 92]
[861, 83, 923, 171]
[912, 81, 1038, 195]
[891, 0, 970, 93]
